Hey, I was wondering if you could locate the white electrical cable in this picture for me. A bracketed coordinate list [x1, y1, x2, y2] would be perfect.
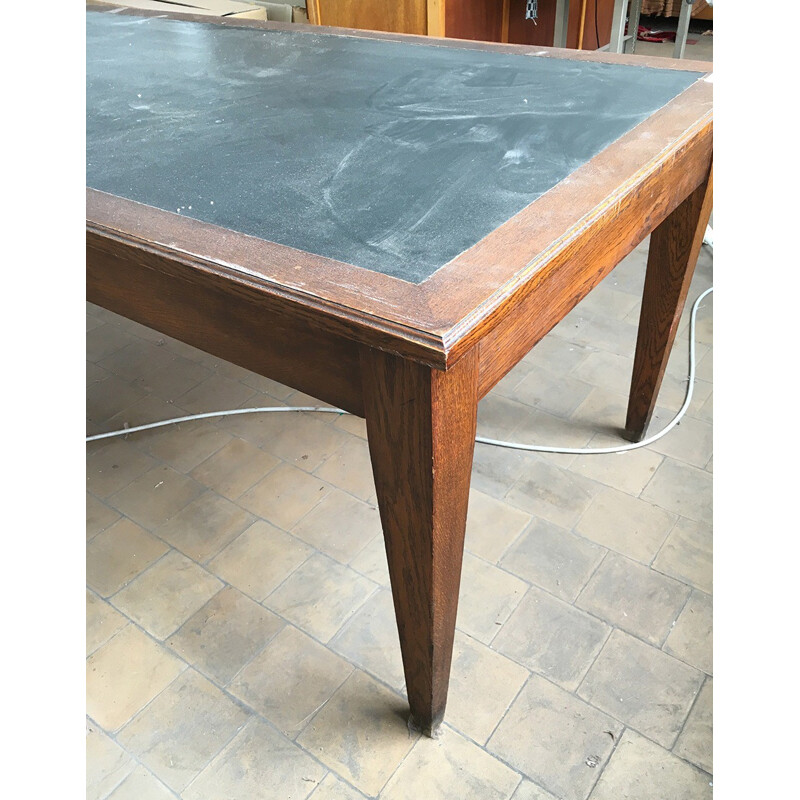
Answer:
[86, 287, 712, 454]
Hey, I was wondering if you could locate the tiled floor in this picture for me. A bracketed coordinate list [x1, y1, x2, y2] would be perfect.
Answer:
[87, 229, 713, 799]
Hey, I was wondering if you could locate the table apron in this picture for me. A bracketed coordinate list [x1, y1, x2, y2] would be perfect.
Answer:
[87, 231, 366, 417]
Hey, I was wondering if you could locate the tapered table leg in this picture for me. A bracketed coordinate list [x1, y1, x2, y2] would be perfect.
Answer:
[360, 345, 478, 736]
[625, 165, 713, 441]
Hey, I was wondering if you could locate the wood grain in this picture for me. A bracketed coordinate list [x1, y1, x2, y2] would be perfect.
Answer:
[625, 164, 714, 440]
[311, 0, 427, 34]
[445, 0, 503, 42]
[361, 346, 478, 734]
[427, 0, 445, 36]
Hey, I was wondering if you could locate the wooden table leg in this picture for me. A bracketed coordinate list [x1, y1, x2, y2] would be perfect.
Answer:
[360, 345, 478, 736]
[625, 165, 713, 441]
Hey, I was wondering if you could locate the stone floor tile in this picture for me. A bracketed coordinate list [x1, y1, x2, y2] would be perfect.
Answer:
[155, 490, 254, 563]
[98, 340, 176, 383]
[491, 360, 532, 398]
[569, 444, 664, 497]
[589, 730, 712, 800]
[640, 459, 712, 525]
[511, 780, 560, 800]
[203, 357, 258, 384]
[87, 519, 169, 598]
[87, 373, 148, 431]
[314, 438, 377, 504]
[297, 671, 418, 797]
[696, 387, 712, 423]
[103, 396, 191, 435]
[447, 631, 529, 745]
[505, 459, 601, 530]
[238, 462, 332, 531]
[105, 766, 175, 800]
[695, 348, 712, 383]
[87, 625, 186, 732]
[382, 725, 521, 800]
[184, 717, 326, 800]
[86, 438, 158, 499]
[87, 590, 128, 656]
[86, 722, 135, 800]
[208, 520, 313, 601]
[664, 590, 713, 675]
[309, 773, 367, 799]
[567, 387, 629, 437]
[578, 629, 703, 748]
[175, 373, 257, 416]
[649, 415, 713, 468]
[118, 669, 250, 792]
[674, 678, 712, 773]
[646, 367, 711, 416]
[493, 586, 609, 691]
[229, 625, 353, 738]
[509, 405, 595, 453]
[576, 282, 640, 321]
[136, 421, 232, 473]
[568, 314, 639, 356]
[510, 365, 594, 418]
[292, 490, 381, 564]
[605, 241, 648, 290]
[575, 488, 676, 564]
[329, 588, 405, 689]
[285, 389, 338, 408]
[456, 553, 528, 644]
[134, 355, 212, 402]
[478, 395, 531, 440]
[189, 438, 280, 500]
[348, 534, 391, 586]
[465, 488, 531, 564]
[488, 673, 622, 800]
[87, 322, 136, 363]
[470, 443, 541, 500]
[210, 395, 290, 442]
[112, 551, 223, 640]
[522, 335, 591, 374]
[240, 373, 295, 399]
[86, 493, 121, 541]
[266, 553, 376, 642]
[576, 553, 690, 646]
[107, 465, 205, 530]
[499, 518, 605, 602]
[653, 517, 712, 594]
[167, 586, 284, 686]
[332, 412, 368, 440]
[570, 350, 634, 397]
[258, 412, 351, 472]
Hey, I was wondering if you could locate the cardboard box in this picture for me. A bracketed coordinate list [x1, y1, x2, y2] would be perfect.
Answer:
[92, 0, 268, 20]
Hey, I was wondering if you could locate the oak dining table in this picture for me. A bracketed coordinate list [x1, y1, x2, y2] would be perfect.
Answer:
[86, 3, 712, 736]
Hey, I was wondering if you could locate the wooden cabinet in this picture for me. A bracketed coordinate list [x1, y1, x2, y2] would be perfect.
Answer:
[307, 0, 620, 50]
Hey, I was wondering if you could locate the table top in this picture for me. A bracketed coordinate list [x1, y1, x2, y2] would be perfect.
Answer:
[86, 5, 712, 367]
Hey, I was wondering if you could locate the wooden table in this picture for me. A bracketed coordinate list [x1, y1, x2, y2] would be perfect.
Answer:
[86, 4, 712, 736]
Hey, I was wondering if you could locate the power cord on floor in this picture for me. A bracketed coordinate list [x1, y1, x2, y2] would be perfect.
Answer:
[86, 287, 712, 455]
